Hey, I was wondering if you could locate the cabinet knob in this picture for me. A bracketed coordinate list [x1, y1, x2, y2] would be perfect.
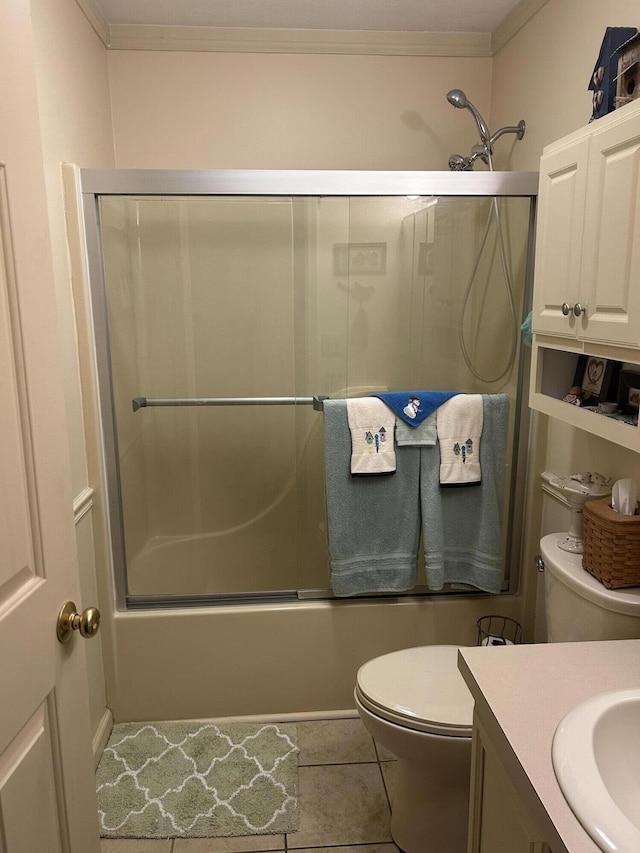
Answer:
[561, 302, 571, 316]
[573, 303, 587, 317]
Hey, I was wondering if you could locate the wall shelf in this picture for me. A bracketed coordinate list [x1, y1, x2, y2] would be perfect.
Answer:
[530, 339, 640, 451]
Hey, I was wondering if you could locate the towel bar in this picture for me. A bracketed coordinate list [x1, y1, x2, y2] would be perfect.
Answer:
[132, 395, 328, 412]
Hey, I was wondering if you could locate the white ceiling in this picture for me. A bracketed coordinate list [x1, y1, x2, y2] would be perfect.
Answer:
[91, 0, 523, 34]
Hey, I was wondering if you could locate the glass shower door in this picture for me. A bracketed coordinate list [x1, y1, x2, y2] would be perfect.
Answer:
[94, 184, 533, 606]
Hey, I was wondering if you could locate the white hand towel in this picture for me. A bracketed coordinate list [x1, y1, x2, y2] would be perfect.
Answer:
[346, 398, 396, 475]
[436, 394, 483, 485]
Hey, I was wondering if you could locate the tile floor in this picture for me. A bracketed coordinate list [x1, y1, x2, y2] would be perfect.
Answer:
[100, 716, 401, 853]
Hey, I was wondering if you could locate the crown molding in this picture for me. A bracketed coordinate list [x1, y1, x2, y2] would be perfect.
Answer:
[492, 0, 550, 54]
[105, 25, 492, 56]
[76, 0, 544, 56]
[74, 0, 109, 45]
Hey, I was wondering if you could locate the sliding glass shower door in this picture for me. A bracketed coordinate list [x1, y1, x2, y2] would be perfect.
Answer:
[87, 171, 536, 607]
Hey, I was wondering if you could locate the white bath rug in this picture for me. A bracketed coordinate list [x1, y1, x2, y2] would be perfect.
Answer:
[96, 721, 299, 838]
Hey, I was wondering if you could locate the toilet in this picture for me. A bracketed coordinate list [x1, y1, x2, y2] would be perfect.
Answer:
[355, 535, 640, 853]
[540, 532, 640, 641]
[355, 645, 474, 853]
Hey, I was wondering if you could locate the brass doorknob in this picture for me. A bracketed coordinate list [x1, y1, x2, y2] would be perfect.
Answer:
[56, 601, 101, 644]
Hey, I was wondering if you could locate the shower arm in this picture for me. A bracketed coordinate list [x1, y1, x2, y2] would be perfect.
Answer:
[489, 121, 526, 147]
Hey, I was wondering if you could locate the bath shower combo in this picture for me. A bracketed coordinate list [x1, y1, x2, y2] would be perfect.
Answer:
[446, 89, 528, 383]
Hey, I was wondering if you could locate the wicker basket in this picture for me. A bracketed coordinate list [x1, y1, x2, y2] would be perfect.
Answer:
[582, 497, 640, 589]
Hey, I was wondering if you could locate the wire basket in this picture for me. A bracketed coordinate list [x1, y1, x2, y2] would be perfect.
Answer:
[476, 615, 522, 646]
[582, 497, 640, 589]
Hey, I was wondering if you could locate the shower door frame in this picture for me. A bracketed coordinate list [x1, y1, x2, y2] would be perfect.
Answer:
[79, 168, 539, 610]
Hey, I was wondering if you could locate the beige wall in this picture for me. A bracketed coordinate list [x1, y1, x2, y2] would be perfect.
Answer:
[30, 0, 115, 757]
[491, 0, 640, 638]
[27, 0, 640, 725]
[107, 51, 493, 171]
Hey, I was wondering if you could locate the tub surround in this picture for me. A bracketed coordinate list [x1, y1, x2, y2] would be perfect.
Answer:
[106, 597, 525, 721]
[458, 640, 640, 853]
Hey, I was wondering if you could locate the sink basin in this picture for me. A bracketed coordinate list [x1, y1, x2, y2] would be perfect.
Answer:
[552, 688, 640, 853]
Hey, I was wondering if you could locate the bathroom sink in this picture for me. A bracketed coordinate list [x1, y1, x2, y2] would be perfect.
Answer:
[552, 688, 640, 853]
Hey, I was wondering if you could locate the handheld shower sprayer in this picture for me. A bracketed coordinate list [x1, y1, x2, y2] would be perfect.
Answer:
[444, 88, 528, 384]
[445, 88, 526, 170]
[446, 89, 491, 145]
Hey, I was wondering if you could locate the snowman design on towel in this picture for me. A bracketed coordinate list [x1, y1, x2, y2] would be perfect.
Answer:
[402, 396, 421, 419]
[365, 426, 387, 452]
[453, 438, 474, 464]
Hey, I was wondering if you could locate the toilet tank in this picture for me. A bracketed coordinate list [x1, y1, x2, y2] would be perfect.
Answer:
[541, 534, 640, 642]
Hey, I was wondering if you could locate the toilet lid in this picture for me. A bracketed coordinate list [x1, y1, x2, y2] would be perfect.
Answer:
[356, 646, 474, 737]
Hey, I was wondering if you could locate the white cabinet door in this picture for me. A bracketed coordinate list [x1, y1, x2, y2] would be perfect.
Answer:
[532, 138, 589, 337]
[468, 718, 553, 853]
[581, 108, 640, 346]
[0, 0, 100, 850]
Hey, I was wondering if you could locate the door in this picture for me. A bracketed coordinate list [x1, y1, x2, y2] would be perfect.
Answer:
[581, 106, 640, 346]
[532, 137, 589, 337]
[0, 1, 100, 850]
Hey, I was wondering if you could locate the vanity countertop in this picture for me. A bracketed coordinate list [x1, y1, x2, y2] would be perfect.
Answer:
[458, 639, 640, 853]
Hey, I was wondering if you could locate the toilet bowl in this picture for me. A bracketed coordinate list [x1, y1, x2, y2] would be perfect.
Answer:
[355, 645, 474, 853]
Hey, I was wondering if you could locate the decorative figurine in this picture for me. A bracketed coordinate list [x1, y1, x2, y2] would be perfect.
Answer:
[563, 385, 583, 406]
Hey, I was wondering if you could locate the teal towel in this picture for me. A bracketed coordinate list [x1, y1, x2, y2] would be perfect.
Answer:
[421, 394, 510, 593]
[520, 311, 533, 347]
[323, 400, 420, 596]
[395, 413, 437, 446]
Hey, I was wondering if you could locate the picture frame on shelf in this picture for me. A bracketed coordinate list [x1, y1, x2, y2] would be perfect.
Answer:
[573, 355, 620, 405]
[618, 367, 640, 415]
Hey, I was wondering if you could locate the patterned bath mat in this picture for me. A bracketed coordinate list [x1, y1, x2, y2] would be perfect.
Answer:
[96, 721, 299, 838]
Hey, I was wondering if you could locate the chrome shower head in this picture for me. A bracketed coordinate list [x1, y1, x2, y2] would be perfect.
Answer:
[448, 146, 489, 172]
[446, 89, 469, 109]
[446, 88, 491, 145]
[448, 154, 470, 171]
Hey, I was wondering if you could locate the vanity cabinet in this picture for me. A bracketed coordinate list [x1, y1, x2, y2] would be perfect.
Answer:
[530, 99, 640, 450]
[532, 99, 640, 347]
[468, 712, 553, 853]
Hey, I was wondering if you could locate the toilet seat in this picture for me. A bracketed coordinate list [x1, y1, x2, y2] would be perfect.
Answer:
[355, 645, 474, 737]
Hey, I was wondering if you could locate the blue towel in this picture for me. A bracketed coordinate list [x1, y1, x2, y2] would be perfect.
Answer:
[323, 400, 420, 596]
[421, 394, 510, 593]
[373, 391, 459, 426]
